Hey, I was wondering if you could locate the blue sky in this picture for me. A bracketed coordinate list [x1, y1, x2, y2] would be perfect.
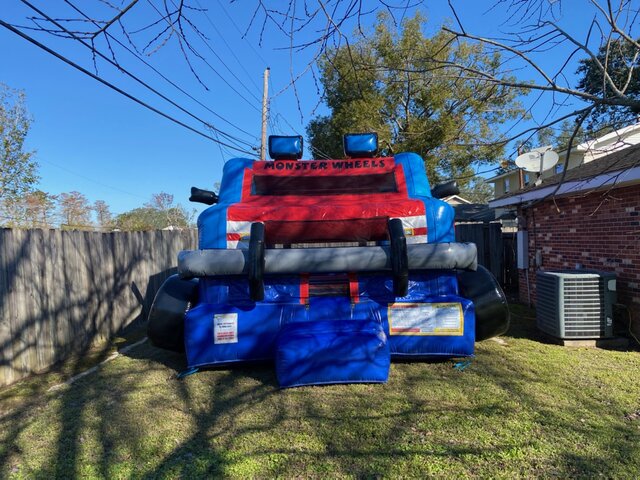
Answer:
[1, 0, 595, 217]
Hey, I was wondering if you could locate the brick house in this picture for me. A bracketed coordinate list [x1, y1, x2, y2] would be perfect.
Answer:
[489, 145, 640, 337]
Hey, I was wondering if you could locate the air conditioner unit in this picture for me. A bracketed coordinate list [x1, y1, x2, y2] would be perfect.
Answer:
[536, 270, 616, 339]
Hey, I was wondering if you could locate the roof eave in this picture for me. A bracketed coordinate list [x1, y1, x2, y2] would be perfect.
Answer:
[488, 165, 640, 208]
[486, 170, 519, 182]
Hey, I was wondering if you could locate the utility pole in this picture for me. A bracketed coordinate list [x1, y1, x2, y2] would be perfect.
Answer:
[260, 67, 270, 160]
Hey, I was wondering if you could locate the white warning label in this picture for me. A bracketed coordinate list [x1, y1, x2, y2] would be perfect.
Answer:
[213, 313, 238, 344]
[388, 303, 463, 336]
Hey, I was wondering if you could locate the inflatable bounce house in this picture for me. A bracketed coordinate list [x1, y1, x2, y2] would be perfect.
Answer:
[148, 133, 509, 387]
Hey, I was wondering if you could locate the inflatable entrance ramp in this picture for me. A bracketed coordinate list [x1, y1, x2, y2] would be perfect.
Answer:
[148, 133, 509, 388]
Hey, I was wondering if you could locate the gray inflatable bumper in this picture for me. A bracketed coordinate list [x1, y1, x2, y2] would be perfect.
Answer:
[178, 242, 477, 279]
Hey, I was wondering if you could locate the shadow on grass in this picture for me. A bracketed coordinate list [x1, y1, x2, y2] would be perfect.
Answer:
[2, 295, 639, 477]
[0, 229, 197, 478]
[112, 305, 639, 478]
[506, 301, 640, 352]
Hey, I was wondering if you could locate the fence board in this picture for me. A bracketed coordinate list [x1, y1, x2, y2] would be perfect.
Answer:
[488, 223, 503, 281]
[455, 222, 506, 285]
[0, 229, 16, 384]
[0, 228, 197, 387]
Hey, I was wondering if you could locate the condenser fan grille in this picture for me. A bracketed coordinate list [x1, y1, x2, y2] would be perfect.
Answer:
[536, 271, 615, 339]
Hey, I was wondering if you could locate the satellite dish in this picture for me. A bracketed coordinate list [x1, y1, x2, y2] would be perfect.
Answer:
[515, 147, 559, 173]
[515, 151, 541, 171]
[542, 150, 559, 169]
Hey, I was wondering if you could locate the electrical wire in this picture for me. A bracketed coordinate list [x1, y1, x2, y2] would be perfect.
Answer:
[194, 0, 263, 94]
[145, 0, 262, 113]
[15, 18, 258, 146]
[0, 18, 257, 157]
[263, 105, 332, 161]
[61, 0, 260, 142]
[214, 0, 269, 66]
[615, 303, 640, 346]
[39, 159, 149, 199]
[451, 165, 501, 181]
[21, 0, 256, 151]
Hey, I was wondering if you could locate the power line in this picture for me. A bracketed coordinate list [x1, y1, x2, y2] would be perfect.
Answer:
[0, 18, 257, 157]
[269, 108, 334, 160]
[187, 0, 263, 101]
[214, 0, 269, 66]
[40, 159, 149, 200]
[184, 29, 262, 107]
[194, 0, 263, 95]
[451, 166, 501, 181]
[21, 0, 256, 151]
[267, 76, 279, 136]
[208, 127, 227, 161]
[144, 0, 262, 113]
[308, 145, 333, 160]
[61, 0, 260, 142]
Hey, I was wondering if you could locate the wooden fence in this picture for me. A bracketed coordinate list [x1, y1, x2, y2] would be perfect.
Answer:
[0, 228, 197, 387]
[456, 222, 518, 292]
[1, 224, 517, 387]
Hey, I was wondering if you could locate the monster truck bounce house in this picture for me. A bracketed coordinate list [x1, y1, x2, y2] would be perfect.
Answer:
[148, 133, 509, 388]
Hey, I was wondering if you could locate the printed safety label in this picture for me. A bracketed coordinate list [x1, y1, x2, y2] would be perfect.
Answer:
[388, 303, 464, 336]
[213, 313, 238, 344]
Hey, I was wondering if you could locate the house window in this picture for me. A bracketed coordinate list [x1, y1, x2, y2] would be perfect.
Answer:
[504, 178, 510, 193]
[555, 164, 564, 174]
[524, 173, 530, 185]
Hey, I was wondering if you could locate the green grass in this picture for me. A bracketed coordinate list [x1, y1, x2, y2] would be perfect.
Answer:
[1, 304, 639, 479]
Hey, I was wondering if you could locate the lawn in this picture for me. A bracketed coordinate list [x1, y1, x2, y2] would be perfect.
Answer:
[1, 303, 639, 479]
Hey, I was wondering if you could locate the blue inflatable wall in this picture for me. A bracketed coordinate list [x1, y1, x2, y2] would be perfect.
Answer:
[184, 273, 475, 386]
[184, 153, 475, 387]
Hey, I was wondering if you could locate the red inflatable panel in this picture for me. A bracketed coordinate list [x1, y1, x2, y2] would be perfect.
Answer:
[226, 158, 427, 247]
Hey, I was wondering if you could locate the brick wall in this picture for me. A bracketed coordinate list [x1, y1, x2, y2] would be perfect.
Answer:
[517, 184, 640, 332]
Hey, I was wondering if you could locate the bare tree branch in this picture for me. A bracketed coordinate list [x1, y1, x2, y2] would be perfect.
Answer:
[90, 0, 140, 38]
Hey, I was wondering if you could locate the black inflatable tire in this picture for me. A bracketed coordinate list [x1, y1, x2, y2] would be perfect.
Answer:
[147, 274, 199, 352]
[249, 222, 265, 301]
[457, 265, 510, 341]
[389, 218, 409, 297]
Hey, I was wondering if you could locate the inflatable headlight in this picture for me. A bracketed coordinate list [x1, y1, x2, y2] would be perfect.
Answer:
[268, 135, 303, 160]
[343, 132, 378, 158]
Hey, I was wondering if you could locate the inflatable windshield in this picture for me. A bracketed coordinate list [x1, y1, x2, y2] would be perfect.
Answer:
[148, 133, 509, 388]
